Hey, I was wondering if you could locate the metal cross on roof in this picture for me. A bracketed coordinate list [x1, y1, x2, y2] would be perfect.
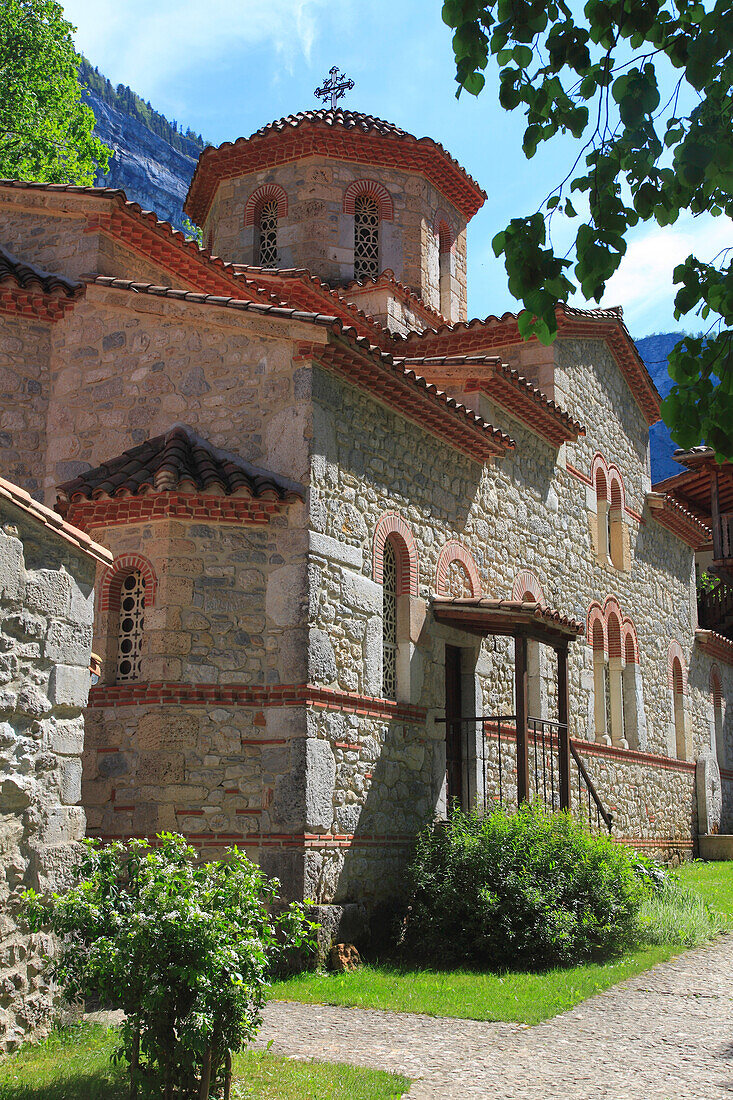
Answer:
[315, 67, 355, 111]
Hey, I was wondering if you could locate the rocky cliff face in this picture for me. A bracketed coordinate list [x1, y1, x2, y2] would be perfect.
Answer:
[88, 90, 200, 232]
[635, 332, 686, 482]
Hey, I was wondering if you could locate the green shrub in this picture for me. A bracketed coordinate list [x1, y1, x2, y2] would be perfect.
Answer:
[25, 833, 317, 1099]
[400, 806, 644, 968]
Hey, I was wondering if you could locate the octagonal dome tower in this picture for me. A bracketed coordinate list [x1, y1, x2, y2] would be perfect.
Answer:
[184, 109, 486, 323]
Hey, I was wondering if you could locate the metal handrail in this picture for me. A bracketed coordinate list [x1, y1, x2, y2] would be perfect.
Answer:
[570, 741, 613, 833]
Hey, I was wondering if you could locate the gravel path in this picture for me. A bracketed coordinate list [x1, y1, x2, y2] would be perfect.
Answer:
[257, 935, 733, 1098]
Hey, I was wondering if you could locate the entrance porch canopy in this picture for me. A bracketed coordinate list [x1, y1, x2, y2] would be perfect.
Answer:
[432, 597, 585, 808]
[432, 597, 584, 645]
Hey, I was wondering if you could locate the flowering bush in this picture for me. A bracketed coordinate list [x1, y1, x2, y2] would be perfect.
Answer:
[25, 833, 316, 1098]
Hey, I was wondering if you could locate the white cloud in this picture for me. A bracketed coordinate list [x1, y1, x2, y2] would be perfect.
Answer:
[593, 213, 733, 334]
[60, 0, 331, 100]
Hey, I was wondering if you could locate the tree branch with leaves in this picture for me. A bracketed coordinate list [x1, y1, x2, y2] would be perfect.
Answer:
[443, 0, 733, 457]
[0, 0, 111, 185]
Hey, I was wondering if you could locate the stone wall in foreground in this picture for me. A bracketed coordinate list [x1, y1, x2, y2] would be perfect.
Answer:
[0, 496, 99, 1053]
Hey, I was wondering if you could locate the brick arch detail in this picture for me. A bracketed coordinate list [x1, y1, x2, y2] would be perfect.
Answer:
[435, 541, 481, 597]
[621, 616, 640, 664]
[244, 183, 288, 227]
[587, 602, 606, 652]
[608, 463, 626, 512]
[433, 210, 455, 253]
[512, 569, 545, 605]
[667, 640, 688, 694]
[373, 512, 419, 596]
[710, 663, 723, 707]
[343, 179, 394, 221]
[591, 452, 609, 500]
[606, 610, 623, 659]
[100, 553, 158, 611]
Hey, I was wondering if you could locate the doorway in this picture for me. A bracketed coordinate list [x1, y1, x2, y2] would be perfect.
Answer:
[445, 645, 464, 809]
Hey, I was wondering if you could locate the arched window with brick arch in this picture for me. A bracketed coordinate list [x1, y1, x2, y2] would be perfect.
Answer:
[100, 554, 157, 685]
[621, 617, 644, 750]
[608, 468, 626, 570]
[710, 664, 725, 766]
[434, 212, 455, 318]
[373, 512, 418, 701]
[436, 541, 481, 599]
[606, 607, 626, 747]
[667, 641, 688, 759]
[344, 180, 393, 282]
[587, 604, 608, 742]
[592, 456, 610, 564]
[244, 184, 288, 267]
[513, 571, 546, 718]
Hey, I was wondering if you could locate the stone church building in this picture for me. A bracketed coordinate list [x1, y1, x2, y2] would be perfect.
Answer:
[1, 107, 731, 914]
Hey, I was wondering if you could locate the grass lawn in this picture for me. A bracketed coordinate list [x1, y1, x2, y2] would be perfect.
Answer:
[677, 859, 733, 918]
[0, 1024, 410, 1100]
[272, 860, 733, 1026]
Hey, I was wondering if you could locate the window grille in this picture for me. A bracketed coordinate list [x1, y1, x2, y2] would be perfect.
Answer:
[258, 199, 279, 267]
[382, 540, 397, 700]
[116, 571, 145, 683]
[354, 195, 379, 281]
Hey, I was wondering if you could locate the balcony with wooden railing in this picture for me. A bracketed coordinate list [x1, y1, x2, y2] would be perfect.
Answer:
[698, 578, 733, 640]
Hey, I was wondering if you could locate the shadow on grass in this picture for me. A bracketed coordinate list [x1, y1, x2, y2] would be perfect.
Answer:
[0, 1074, 127, 1100]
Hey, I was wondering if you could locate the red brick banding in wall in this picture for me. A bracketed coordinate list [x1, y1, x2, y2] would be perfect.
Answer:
[65, 492, 291, 532]
[87, 681, 427, 723]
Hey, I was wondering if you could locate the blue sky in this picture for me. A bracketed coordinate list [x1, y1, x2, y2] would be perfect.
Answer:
[60, 0, 732, 340]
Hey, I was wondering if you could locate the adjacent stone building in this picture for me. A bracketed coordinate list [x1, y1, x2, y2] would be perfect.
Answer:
[0, 476, 112, 1051]
[0, 106, 731, 923]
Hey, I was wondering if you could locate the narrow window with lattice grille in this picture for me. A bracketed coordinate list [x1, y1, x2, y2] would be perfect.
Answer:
[382, 540, 397, 700]
[354, 195, 379, 281]
[258, 199, 279, 266]
[116, 571, 145, 683]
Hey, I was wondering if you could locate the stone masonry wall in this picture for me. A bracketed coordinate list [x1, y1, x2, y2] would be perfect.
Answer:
[301, 348, 713, 904]
[0, 192, 194, 289]
[0, 498, 97, 1052]
[205, 158, 468, 319]
[82, 507, 309, 868]
[0, 314, 52, 497]
[43, 286, 317, 503]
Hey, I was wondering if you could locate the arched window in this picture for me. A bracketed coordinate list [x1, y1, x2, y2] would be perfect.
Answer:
[606, 612, 626, 747]
[354, 195, 379, 281]
[609, 475, 625, 569]
[116, 570, 145, 683]
[711, 666, 725, 766]
[589, 613, 608, 743]
[622, 628, 641, 749]
[257, 198, 279, 267]
[595, 467, 610, 563]
[672, 656, 686, 759]
[436, 219, 453, 319]
[382, 539, 398, 700]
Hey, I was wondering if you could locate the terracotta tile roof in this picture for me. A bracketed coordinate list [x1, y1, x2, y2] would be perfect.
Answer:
[185, 109, 486, 226]
[86, 276, 513, 462]
[0, 244, 83, 298]
[646, 490, 712, 548]
[0, 179, 275, 304]
[56, 425, 305, 504]
[86, 273, 342, 324]
[397, 303, 661, 426]
[0, 474, 113, 567]
[696, 628, 733, 666]
[394, 353, 585, 444]
[343, 268, 447, 326]
[432, 597, 585, 640]
[252, 109, 411, 139]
